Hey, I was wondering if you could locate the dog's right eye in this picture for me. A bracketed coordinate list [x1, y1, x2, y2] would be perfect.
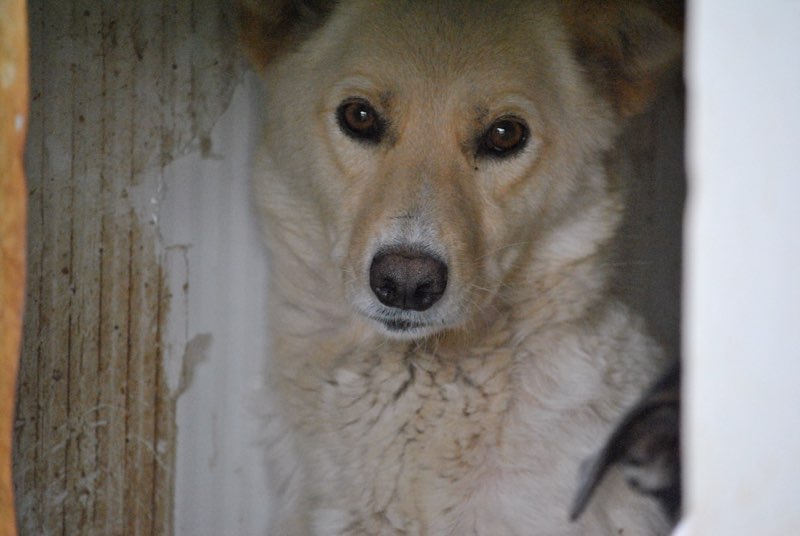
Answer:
[478, 117, 529, 158]
[337, 99, 384, 143]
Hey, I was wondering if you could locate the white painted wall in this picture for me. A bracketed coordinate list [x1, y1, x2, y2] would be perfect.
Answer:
[140, 73, 272, 535]
[685, 1, 800, 534]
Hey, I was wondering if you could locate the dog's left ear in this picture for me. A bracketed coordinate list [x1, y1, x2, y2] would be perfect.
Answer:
[237, 0, 338, 71]
[562, 0, 683, 118]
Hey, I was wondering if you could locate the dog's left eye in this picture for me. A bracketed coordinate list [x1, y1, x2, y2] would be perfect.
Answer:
[478, 117, 529, 158]
[337, 99, 385, 143]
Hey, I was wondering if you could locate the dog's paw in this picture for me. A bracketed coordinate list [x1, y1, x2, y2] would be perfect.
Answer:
[570, 364, 681, 523]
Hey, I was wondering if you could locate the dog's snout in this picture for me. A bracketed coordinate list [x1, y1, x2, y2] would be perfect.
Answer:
[369, 249, 448, 311]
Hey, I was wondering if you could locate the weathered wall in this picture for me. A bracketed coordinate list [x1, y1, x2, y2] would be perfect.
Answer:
[12, 1, 270, 534]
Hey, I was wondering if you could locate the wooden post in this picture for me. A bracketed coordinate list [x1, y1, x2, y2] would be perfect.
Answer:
[0, 0, 28, 534]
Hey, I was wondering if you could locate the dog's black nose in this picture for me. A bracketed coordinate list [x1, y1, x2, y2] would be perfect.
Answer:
[369, 249, 448, 311]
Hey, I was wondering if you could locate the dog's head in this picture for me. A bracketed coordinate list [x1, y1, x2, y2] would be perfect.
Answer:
[241, 0, 680, 339]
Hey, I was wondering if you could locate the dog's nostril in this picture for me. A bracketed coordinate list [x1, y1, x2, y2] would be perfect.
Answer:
[369, 248, 448, 312]
[374, 278, 398, 303]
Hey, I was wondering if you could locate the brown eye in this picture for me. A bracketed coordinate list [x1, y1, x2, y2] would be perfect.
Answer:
[479, 117, 528, 157]
[337, 99, 384, 143]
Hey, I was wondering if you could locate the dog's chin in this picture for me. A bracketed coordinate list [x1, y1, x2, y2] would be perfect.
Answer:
[368, 315, 444, 340]
[353, 305, 451, 340]
[349, 291, 463, 341]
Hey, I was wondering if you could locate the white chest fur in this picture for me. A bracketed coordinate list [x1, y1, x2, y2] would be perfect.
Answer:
[274, 304, 670, 535]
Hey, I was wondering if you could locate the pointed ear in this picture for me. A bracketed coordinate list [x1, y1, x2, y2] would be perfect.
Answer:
[236, 0, 338, 71]
[563, 1, 683, 118]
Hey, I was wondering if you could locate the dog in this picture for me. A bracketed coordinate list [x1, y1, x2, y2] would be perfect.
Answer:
[570, 363, 682, 524]
[238, 1, 681, 534]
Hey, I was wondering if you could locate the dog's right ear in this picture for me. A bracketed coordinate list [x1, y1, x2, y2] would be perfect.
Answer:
[236, 0, 337, 70]
[562, 0, 683, 118]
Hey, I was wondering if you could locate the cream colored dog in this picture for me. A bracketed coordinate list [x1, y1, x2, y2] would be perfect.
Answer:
[239, 1, 680, 534]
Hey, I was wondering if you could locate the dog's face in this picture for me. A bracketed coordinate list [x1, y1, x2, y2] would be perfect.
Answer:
[308, 3, 614, 340]
[243, 0, 679, 339]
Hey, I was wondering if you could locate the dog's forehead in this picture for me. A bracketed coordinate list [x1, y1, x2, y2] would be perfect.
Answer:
[325, 0, 569, 89]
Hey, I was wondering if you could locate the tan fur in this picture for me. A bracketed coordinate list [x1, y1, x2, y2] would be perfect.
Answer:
[242, 1, 680, 534]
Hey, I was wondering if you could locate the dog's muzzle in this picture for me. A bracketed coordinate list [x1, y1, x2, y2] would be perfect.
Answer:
[369, 247, 448, 312]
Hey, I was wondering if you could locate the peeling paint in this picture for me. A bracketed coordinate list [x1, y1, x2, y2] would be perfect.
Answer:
[173, 333, 212, 400]
[156, 72, 272, 536]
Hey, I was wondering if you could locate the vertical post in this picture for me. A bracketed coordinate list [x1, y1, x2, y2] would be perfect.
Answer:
[0, 0, 28, 534]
